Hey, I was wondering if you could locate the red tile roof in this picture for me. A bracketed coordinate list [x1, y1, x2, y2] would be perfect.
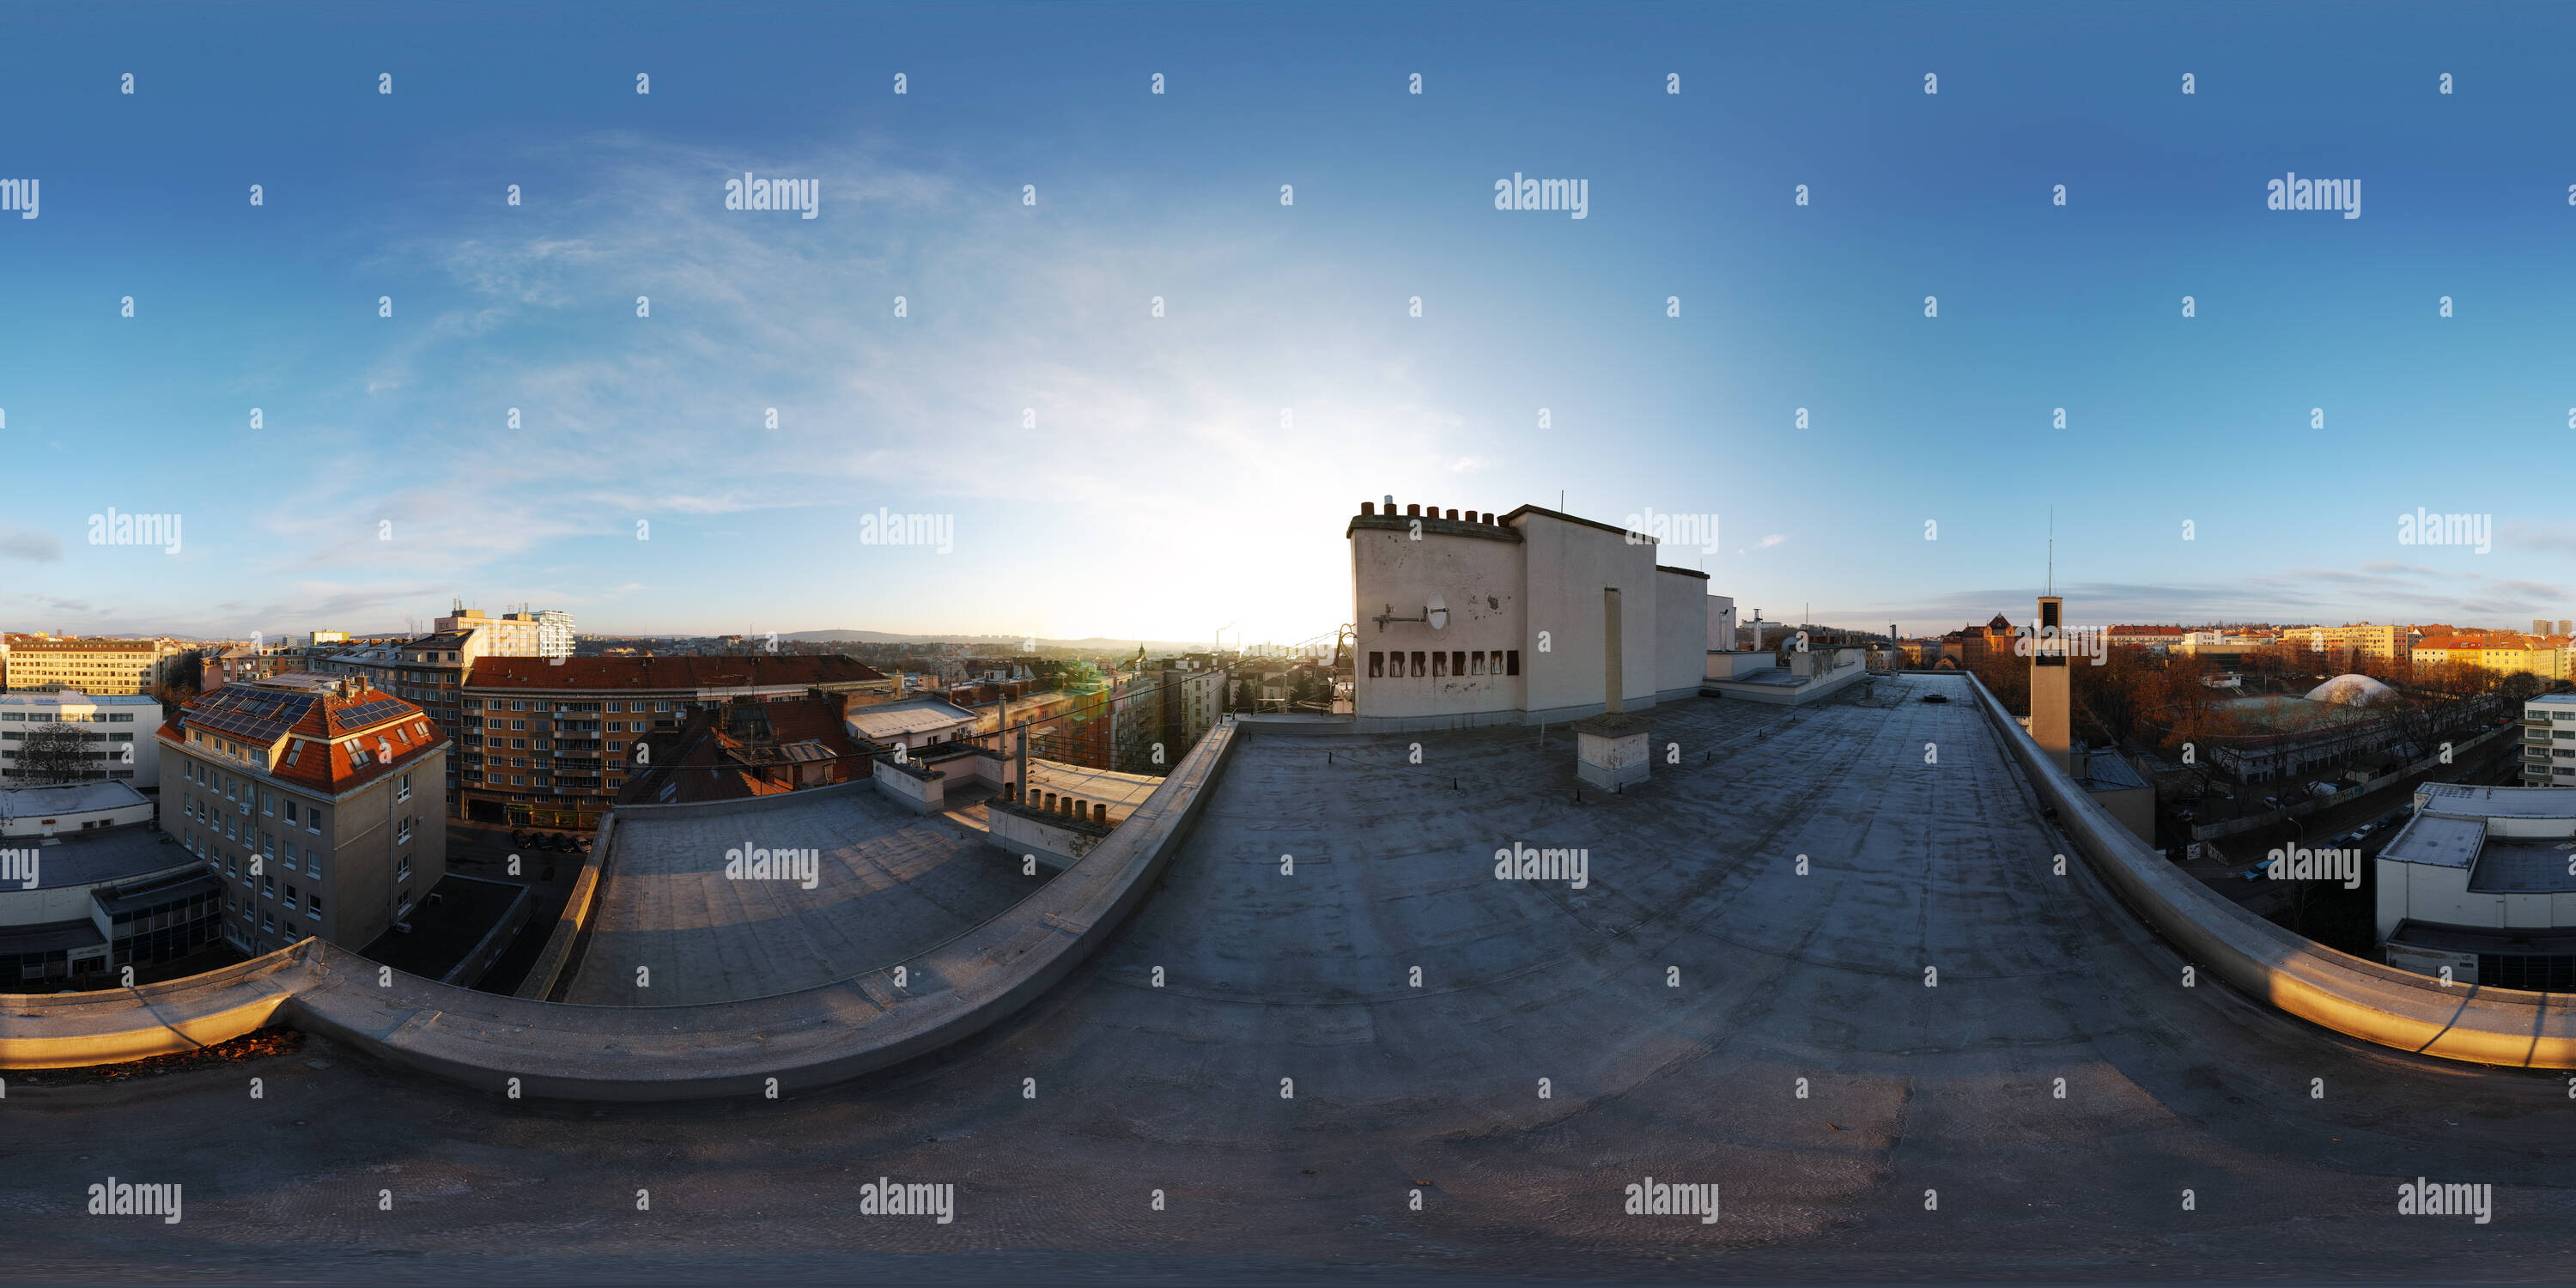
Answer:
[157, 677, 446, 794]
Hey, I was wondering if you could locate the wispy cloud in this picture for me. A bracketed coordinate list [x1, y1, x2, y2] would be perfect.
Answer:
[0, 528, 62, 562]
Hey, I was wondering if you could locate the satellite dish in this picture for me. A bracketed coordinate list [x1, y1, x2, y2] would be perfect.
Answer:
[1426, 595, 1449, 631]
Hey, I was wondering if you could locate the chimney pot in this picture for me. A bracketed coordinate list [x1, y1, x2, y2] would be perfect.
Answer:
[1483, 512, 1495, 525]
[1445, 508, 1459, 520]
[1406, 504, 1420, 517]
[1361, 501, 1376, 516]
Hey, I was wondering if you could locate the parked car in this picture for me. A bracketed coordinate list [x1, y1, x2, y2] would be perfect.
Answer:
[1922, 693, 1948, 704]
[509, 829, 528, 848]
[2263, 795, 2281, 809]
[2173, 807, 2196, 822]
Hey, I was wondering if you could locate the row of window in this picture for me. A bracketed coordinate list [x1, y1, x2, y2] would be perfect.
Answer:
[185, 760, 329, 832]
[468, 718, 642, 734]
[467, 698, 665, 714]
[0, 730, 133, 741]
[1369, 649, 1521, 679]
[0, 711, 137, 722]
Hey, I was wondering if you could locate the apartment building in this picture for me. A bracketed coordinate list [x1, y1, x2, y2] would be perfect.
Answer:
[434, 606, 576, 659]
[2525, 693, 2576, 787]
[307, 631, 484, 797]
[2289, 623, 2407, 660]
[155, 673, 449, 956]
[2412, 635, 2572, 681]
[0, 690, 164, 788]
[456, 655, 888, 829]
[2, 635, 185, 695]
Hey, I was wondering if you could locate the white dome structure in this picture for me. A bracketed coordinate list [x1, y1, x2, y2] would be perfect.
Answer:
[2305, 673, 2397, 707]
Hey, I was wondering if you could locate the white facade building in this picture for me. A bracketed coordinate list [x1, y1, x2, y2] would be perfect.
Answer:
[2375, 781, 2576, 990]
[0, 690, 165, 789]
[1349, 501, 1717, 732]
[2523, 692, 2576, 787]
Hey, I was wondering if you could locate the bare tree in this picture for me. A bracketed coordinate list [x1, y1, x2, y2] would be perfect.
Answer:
[15, 722, 94, 785]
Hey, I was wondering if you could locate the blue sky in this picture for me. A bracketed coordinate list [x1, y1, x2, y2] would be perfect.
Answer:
[3, 1, 2571, 645]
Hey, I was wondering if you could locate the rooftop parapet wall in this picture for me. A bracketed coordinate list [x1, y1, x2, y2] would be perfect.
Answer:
[1, 720, 1240, 1098]
[1959, 671, 2576, 1068]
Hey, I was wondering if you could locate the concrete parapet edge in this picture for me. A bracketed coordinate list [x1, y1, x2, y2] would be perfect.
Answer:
[1958, 671, 2576, 1068]
[0, 941, 317, 1068]
[3, 721, 1240, 1099]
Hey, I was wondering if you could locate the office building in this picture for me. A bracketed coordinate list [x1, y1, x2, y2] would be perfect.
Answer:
[0, 690, 164, 788]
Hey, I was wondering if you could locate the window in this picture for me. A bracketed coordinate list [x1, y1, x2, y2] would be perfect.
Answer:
[1368, 651, 1385, 678]
[307, 810, 322, 835]
[1490, 650, 1504, 676]
[512, 720, 526, 732]
[1452, 650, 1467, 677]
[283, 801, 297, 825]
[261, 911, 274, 933]
[608, 702, 624, 713]
[307, 894, 321, 920]
[396, 817, 414, 844]
[1471, 651, 1486, 676]
[512, 700, 526, 712]
[395, 856, 411, 882]
[1411, 651, 1426, 677]
[285, 884, 298, 906]
[1432, 651, 1448, 678]
[262, 874, 275, 897]
[1506, 650, 1521, 676]
[396, 773, 411, 804]
[654, 702, 670, 713]
[261, 791, 275, 817]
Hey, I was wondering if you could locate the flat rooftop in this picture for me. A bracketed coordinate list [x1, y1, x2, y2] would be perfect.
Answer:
[0, 781, 149, 819]
[569, 783, 1044, 1005]
[2420, 781, 2576, 818]
[0, 824, 201, 896]
[2467, 838, 2576, 894]
[2379, 813, 2485, 869]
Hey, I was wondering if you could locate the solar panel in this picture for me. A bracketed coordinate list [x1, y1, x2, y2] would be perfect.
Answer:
[331, 699, 410, 732]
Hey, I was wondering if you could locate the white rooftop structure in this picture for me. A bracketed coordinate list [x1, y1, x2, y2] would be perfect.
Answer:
[0, 781, 150, 821]
[2305, 673, 2397, 706]
[845, 696, 980, 748]
[2377, 778, 2576, 985]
